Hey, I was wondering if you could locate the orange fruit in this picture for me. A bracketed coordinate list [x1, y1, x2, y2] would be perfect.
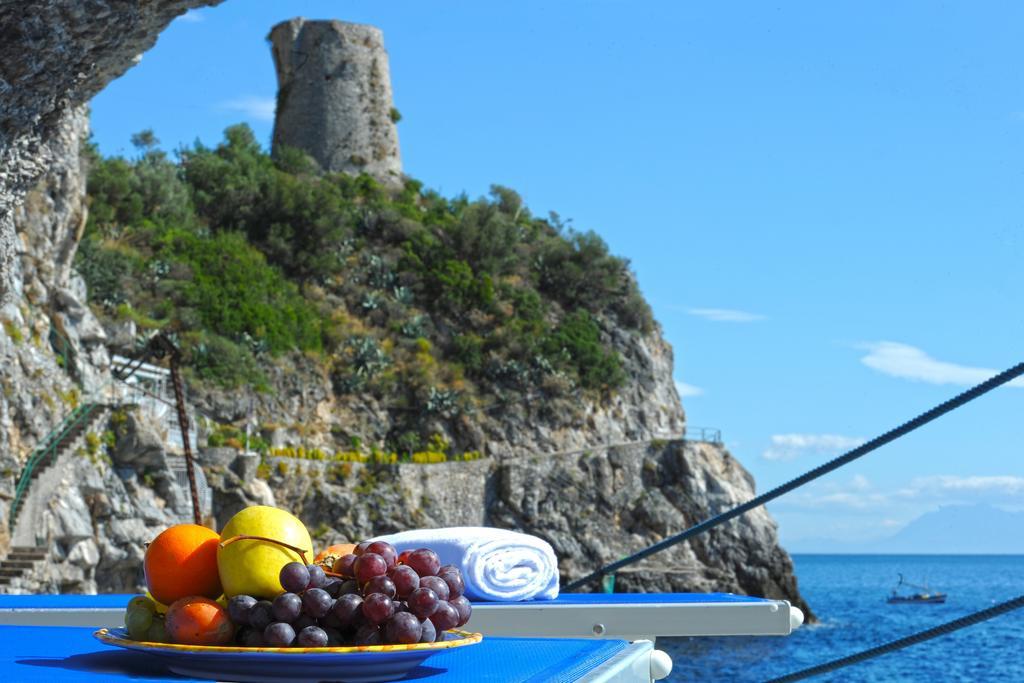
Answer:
[165, 596, 235, 646]
[144, 524, 222, 605]
[314, 543, 356, 566]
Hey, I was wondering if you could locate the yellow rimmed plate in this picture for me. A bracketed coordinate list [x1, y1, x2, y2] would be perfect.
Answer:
[94, 627, 482, 682]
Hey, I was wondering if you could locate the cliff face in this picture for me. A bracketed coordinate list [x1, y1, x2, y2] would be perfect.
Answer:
[12, 106, 111, 392]
[0, 1, 218, 574]
[0, 108, 201, 587]
[0, 107, 109, 549]
[192, 316, 685, 461]
[4, 133, 804, 607]
[0, 7, 811, 618]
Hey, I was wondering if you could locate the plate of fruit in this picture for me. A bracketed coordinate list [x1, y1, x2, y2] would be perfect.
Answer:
[94, 506, 482, 683]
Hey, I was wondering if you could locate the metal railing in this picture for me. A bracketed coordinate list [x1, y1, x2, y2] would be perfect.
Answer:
[111, 354, 197, 453]
[11, 331, 204, 532]
[8, 402, 102, 531]
[682, 426, 722, 444]
[538, 434, 683, 460]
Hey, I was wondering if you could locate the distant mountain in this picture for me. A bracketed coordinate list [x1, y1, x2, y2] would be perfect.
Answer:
[787, 505, 1024, 554]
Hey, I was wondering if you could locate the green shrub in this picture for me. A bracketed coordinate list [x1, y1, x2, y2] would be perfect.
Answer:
[333, 336, 390, 392]
[85, 133, 194, 233]
[83, 122, 651, 403]
[183, 125, 362, 283]
[85, 154, 144, 230]
[452, 333, 484, 373]
[164, 229, 322, 354]
[75, 237, 134, 307]
[427, 259, 494, 315]
[185, 332, 268, 389]
[543, 310, 625, 390]
[444, 187, 524, 276]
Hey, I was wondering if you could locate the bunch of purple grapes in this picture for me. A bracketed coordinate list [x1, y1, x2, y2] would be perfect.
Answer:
[225, 540, 471, 648]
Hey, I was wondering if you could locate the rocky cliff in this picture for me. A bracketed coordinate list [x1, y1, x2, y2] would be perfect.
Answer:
[0, 106, 203, 590]
[0, 6, 812, 620]
[0, 106, 109, 548]
[191, 310, 685, 463]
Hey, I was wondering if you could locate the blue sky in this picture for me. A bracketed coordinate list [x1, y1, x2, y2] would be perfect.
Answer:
[89, 1, 1024, 550]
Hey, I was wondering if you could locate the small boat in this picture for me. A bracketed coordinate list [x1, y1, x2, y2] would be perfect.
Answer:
[887, 573, 947, 604]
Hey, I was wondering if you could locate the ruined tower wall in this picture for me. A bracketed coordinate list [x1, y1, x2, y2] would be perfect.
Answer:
[268, 18, 402, 184]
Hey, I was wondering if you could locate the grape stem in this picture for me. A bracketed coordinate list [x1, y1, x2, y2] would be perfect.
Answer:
[218, 534, 309, 556]
[323, 569, 345, 578]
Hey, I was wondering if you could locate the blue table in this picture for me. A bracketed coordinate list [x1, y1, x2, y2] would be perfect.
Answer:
[0, 625, 653, 682]
[0, 594, 130, 609]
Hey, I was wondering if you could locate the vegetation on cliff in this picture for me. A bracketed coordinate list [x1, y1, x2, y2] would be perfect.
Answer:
[78, 125, 652, 452]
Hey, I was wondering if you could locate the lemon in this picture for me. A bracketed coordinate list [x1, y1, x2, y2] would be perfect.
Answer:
[217, 505, 313, 598]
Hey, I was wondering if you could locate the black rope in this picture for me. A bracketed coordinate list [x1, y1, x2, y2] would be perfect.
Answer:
[565, 361, 1024, 591]
[764, 594, 1024, 682]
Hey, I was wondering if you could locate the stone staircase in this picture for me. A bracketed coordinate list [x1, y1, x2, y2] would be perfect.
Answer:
[2, 404, 108, 592]
[0, 546, 48, 589]
[8, 402, 110, 537]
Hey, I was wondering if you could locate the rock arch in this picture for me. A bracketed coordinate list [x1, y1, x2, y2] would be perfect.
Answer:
[0, 0, 222, 302]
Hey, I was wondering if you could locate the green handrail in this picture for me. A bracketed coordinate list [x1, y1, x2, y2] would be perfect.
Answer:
[8, 402, 101, 532]
[11, 331, 212, 533]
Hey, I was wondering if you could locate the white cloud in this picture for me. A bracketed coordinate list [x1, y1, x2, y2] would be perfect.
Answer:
[904, 475, 1024, 497]
[675, 380, 703, 398]
[859, 341, 1024, 388]
[762, 433, 866, 461]
[686, 308, 766, 323]
[809, 491, 890, 509]
[218, 96, 276, 122]
[177, 10, 205, 22]
[850, 474, 871, 491]
[780, 473, 1024, 510]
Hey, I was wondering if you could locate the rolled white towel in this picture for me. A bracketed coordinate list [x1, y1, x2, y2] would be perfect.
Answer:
[372, 527, 559, 601]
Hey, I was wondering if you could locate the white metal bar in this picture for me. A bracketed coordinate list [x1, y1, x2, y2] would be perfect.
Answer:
[464, 600, 800, 640]
[1, 600, 803, 642]
[0, 608, 123, 627]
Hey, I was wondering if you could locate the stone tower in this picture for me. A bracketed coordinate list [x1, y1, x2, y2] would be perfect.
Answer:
[268, 18, 402, 184]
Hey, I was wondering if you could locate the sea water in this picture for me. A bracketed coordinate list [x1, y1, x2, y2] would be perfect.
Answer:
[662, 555, 1024, 682]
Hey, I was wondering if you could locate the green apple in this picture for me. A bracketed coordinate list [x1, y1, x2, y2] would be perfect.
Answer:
[217, 505, 313, 598]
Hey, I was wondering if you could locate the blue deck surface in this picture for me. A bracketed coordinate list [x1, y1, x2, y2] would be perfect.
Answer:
[516, 592, 770, 604]
[0, 594, 131, 609]
[0, 591, 770, 609]
[0, 625, 628, 682]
